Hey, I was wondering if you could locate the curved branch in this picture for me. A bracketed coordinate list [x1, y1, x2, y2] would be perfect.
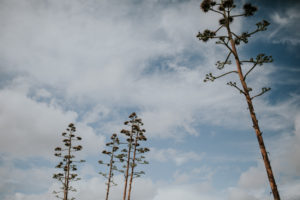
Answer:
[215, 70, 238, 78]
[212, 36, 229, 40]
[216, 39, 235, 54]
[216, 51, 232, 70]
[204, 71, 238, 82]
[209, 8, 225, 15]
[251, 87, 271, 100]
[243, 63, 257, 81]
[231, 31, 241, 40]
[248, 29, 260, 37]
[214, 25, 225, 34]
[247, 20, 270, 37]
[231, 14, 245, 17]
[227, 81, 246, 95]
[240, 60, 255, 63]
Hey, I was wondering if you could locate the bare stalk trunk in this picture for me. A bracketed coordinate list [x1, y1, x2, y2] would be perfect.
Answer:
[64, 169, 68, 200]
[105, 151, 114, 200]
[225, 17, 280, 200]
[64, 134, 72, 200]
[127, 134, 138, 200]
[123, 134, 133, 200]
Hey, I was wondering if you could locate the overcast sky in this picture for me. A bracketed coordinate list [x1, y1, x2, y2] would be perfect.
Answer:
[0, 0, 300, 199]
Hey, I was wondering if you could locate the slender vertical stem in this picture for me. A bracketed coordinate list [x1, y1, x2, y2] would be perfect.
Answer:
[64, 167, 68, 200]
[224, 12, 280, 200]
[105, 150, 114, 200]
[64, 132, 72, 200]
[123, 130, 133, 200]
[127, 132, 138, 200]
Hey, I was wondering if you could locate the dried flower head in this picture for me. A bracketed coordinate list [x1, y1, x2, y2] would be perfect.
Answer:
[219, 16, 233, 25]
[243, 3, 257, 16]
[129, 112, 137, 118]
[222, 0, 234, 8]
[196, 29, 216, 42]
[200, 0, 216, 12]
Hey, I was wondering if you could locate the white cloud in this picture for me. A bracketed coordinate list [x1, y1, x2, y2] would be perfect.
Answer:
[4, 174, 221, 200]
[0, 82, 76, 157]
[3, 192, 56, 200]
[228, 112, 300, 200]
[0, 0, 245, 137]
[153, 183, 222, 200]
[270, 5, 300, 45]
[0, 0, 299, 199]
[228, 188, 261, 200]
[2, 168, 156, 200]
[279, 180, 300, 200]
[238, 165, 268, 190]
[0, 79, 105, 158]
[0, 0, 271, 141]
[149, 148, 205, 166]
[0, 0, 294, 141]
[0, 156, 56, 199]
[34, 88, 51, 99]
[271, 114, 300, 177]
[173, 165, 214, 184]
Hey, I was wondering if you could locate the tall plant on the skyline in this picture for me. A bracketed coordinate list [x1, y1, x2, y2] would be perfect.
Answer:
[197, 0, 280, 199]
[120, 112, 149, 200]
[98, 133, 123, 200]
[53, 123, 85, 200]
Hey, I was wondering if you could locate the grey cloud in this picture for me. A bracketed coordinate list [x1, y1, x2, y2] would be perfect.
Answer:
[149, 148, 205, 165]
[269, 5, 300, 45]
[0, 80, 105, 158]
[0, 1, 299, 199]
[0, 0, 297, 144]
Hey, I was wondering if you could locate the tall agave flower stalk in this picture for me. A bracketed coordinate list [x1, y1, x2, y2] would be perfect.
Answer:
[197, 1, 280, 199]
[120, 112, 149, 200]
[98, 133, 122, 200]
[53, 123, 85, 200]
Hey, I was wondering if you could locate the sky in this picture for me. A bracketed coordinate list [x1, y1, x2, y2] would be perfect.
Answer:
[0, 0, 300, 199]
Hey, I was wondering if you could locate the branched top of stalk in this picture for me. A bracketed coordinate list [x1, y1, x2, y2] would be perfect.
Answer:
[53, 123, 85, 200]
[98, 133, 123, 186]
[119, 112, 149, 178]
[197, 0, 273, 99]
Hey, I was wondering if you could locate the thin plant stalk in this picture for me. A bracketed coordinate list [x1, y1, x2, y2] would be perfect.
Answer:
[197, 1, 280, 199]
[123, 128, 133, 200]
[64, 133, 72, 200]
[127, 131, 138, 200]
[105, 150, 114, 200]
[224, 14, 280, 199]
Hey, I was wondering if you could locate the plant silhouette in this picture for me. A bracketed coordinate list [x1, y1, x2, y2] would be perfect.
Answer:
[53, 123, 85, 200]
[197, 0, 280, 199]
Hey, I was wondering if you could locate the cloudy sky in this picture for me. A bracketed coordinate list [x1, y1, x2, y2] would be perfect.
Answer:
[0, 0, 300, 199]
